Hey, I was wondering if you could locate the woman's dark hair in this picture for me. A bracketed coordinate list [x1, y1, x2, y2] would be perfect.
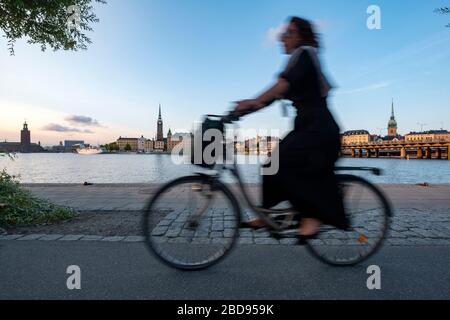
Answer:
[289, 16, 320, 49]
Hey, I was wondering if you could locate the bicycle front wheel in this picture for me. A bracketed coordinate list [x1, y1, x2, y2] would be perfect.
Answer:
[143, 175, 241, 270]
[307, 174, 391, 266]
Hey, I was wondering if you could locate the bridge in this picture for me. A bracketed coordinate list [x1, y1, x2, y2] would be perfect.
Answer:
[342, 140, 450, 160]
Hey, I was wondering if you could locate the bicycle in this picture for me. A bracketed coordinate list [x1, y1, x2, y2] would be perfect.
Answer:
[142, 112, 392, 270]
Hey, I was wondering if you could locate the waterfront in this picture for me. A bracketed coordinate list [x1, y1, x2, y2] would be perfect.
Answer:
[1, 153, 450, 184]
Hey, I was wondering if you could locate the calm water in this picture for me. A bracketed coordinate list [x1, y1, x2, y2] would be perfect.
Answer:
[1, 153, 450, 184]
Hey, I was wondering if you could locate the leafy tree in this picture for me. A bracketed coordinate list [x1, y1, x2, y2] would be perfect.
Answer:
[0, 0, 106, 55]
[0, 152, 14, 160]
[435, 7, 450, 27]
[124, 143, 131, 152]
[105, 142, 118, 152]
[100, 144, 109, 152]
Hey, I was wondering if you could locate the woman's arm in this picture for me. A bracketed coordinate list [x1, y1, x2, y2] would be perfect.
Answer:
[234, 78, 290, 115]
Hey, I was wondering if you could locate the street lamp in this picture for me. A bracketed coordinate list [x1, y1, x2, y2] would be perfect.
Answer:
[375, 128, 385, 137]
[417, 123, 427, 132]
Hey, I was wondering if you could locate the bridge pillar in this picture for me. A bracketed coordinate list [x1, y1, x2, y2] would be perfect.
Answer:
[425, 147, 431, 159]
[448, 146, 450, 160]
[366, 149, 371, 158]
[400, 147, 407, 159]
[417, 147, 423, 159]
[437, 148, 442, 160]
[375, 149, 379, 158]
[359, 149, 363, 158]
[351, 149, 355, 158]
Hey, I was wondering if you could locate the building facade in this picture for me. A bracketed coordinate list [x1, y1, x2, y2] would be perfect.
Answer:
[144, 139, 154, 153]
[0, 122, 43, 153]
[342, 130, 370, 145]
[112, 106, 189, 153]
[117, 137, 138, 151]
[154, 140, 164, 151]
[138, 135, 146, 152]
[405, 130, 450, 142]
[166, 130, 186, 152]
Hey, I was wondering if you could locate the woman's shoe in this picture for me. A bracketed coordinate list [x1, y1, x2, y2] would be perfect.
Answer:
[239, 219, 267, 230]
[240, 213, 300, 230]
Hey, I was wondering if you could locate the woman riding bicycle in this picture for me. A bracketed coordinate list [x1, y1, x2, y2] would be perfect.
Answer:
[234, 16, 349, 239]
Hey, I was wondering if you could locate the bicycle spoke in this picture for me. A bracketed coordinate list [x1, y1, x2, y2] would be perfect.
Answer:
[143, 176, 239, 270]
[307, 175, 390, 266]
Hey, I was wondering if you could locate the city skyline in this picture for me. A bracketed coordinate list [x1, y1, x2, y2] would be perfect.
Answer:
[1, 0, 450, 145]
[2, 100, 448, 149]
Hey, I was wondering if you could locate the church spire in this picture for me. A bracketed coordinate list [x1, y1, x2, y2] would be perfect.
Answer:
[391, 99, 395, 119]
[157, 104, 163, 141]
[388, 99, 398, 137]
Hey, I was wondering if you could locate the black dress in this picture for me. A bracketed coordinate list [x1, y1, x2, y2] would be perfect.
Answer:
[262, 46, 348, 229]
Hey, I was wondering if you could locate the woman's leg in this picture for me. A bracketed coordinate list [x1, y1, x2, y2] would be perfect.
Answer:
[241, 170, 284, 228]
[298, 218, 322, 236]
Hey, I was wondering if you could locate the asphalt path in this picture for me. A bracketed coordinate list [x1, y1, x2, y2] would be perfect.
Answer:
[1, 240, 449, 300]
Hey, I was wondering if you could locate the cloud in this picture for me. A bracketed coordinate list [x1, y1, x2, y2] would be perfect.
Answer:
[262, 23, 287, 48]
[338, 81, 391, 95]
[313, 19, 330, 32]
[65, 115, 101, 127]
[42, 123, 94, 133]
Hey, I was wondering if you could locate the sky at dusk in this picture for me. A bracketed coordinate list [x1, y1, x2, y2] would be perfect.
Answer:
[1, 0, 450, 146]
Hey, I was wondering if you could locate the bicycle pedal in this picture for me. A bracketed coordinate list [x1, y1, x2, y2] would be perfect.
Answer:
[269, 231, 283, 240]
[188, 221, 199, 228]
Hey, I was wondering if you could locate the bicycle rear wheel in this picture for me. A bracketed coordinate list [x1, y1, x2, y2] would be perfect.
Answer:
[306, 174, 391, 266]
[142, 175, 241, 270]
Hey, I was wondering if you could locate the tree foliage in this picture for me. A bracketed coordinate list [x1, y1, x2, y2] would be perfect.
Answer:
[0, 0, 106, 55]
[435, 7, 450, 27]
[101, 142, 119, 152]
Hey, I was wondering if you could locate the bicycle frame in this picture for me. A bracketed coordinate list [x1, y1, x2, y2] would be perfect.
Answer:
[143, 114, 392, 269]
[197, 114, 384, 232]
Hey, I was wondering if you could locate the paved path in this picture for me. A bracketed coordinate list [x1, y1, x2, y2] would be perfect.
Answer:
[0, 183, 441, 247]
[22, 183, 450, 211]
[2, 184, 450, 299]
[1, 240, 449, 299]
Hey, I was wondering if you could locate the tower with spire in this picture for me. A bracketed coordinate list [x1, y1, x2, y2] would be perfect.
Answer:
[157, 104, 163, 141]
[20, 121, 31, 152]
[387, 99, 398, 137]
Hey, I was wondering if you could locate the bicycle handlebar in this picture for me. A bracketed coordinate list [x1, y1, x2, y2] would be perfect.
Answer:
[205, 112, 384, 176]
[206, 106, 259, 124]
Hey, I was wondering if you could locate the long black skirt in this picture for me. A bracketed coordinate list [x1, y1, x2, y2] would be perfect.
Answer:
[262, 129, 348, 230]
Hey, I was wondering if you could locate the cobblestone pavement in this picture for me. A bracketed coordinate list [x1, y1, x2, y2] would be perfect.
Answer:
[1, 183, 448, 246]
[2, 207, 450, 246]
